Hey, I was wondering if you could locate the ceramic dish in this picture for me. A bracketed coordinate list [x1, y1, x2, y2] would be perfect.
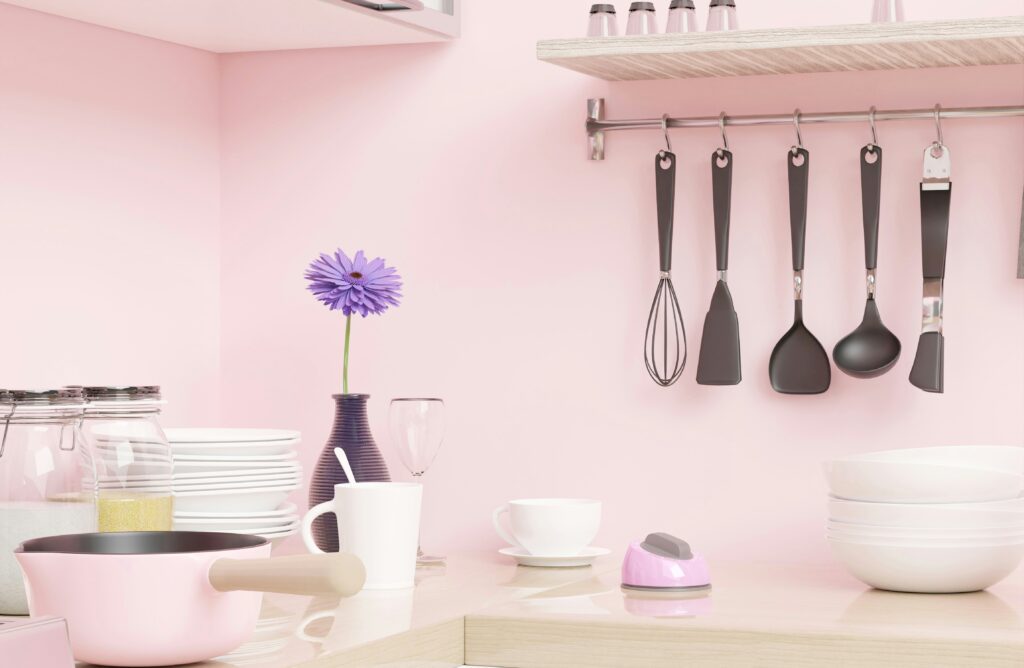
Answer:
[828, 496, 1024, 528]
[173, 486, 298, 513]
[165, 428, 301, 443]
[173, 461, 301, 474]
[173, 452, 299, 463]
[101, 474, 301, 491]
[175, 519, 300, 536]
[169, 440, 299, 457]
[498, 546, 611, 568]
[827, 520, 1024, 539]
[174, 502, 298, 520]
[838, 445, 1024, 475]
[822, 460, 1024, 504]
[173, 515, 300, 531]
[828, 538, 1024, 593]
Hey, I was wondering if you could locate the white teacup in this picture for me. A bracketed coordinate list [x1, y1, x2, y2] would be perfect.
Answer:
[492, 498, 601, 556]
[303, 482, 422, 589]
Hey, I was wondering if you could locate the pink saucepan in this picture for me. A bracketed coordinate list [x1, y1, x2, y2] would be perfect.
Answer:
[15, 531, 365, 666]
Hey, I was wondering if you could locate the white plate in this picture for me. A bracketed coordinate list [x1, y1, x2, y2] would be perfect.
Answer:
[173, 460, 301, 474]
[170, 439, 299, 457]
[174, 518, 300, 535]
[499, 546, 611, 568]
[174, 466, 301, 480]
[172, 514, 299, 531]
[173, 501, 298, 519]
[174, 452, 298, 463]
[172, 485, 298, 513]
[103, 473, 300, 491]
[165, 428, 301, 443]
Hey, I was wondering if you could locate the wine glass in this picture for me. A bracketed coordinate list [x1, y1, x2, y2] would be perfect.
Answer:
[388, 398, 445, 564]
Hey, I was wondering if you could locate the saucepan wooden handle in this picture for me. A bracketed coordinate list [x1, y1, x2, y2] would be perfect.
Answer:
[209, 553, 365, 597]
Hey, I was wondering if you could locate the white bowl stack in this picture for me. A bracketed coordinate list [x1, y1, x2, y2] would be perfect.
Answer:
[823, 446, 1024, 593]
[168, 428, 302, 543]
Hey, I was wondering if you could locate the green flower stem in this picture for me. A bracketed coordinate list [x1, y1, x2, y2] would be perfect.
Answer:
[343, 314, 352, 395]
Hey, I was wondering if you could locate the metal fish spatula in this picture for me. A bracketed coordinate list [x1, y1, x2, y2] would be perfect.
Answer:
[909, 142, 952, 393]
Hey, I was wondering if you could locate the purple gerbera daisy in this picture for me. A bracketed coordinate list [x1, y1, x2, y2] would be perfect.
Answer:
[305, 249, 402, 317]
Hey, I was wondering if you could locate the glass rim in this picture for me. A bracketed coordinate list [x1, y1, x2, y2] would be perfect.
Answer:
[390, 397, 443, 403]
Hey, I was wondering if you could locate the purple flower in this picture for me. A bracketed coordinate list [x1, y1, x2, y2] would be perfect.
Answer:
[305, 249, 402, 317]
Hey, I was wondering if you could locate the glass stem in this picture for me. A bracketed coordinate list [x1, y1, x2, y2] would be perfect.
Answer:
[413, 472, 424, 556]
[342, 314, 352, 395]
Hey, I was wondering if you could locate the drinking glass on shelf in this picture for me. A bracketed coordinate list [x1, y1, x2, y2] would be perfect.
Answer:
[389, 398, 445, 565]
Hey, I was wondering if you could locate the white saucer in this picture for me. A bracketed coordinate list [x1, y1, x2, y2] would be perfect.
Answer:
[499, 546, 611, 568]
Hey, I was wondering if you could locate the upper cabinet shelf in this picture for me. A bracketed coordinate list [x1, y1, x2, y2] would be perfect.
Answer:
[537, 17, 1024, 81]
[1, 0, 459, 53]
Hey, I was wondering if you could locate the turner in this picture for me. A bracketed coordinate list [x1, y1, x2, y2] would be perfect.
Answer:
[696, 148, 741, 385]
[769, 147, 831, 394]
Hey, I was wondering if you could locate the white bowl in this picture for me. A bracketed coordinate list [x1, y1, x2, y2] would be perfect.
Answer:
[839, 446, 1024, 475]
[828, 497, 1024, 529]
[827, 521, 1024, 540]
[828, 539, 1024, 592]
[822, 460, 1024, 503]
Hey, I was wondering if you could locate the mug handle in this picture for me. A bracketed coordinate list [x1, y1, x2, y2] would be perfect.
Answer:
[295, 609, 336, 643]
[491, 503, 519, 547]
[302, 501, 335, 554]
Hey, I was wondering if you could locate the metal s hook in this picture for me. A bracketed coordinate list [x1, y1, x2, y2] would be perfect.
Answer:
[717, 112, 729, 158]
[929, 104, 946, 158]
[867, 106, 879, 150]
[661, 113, 672, 154]
[791, 108, 803, 154]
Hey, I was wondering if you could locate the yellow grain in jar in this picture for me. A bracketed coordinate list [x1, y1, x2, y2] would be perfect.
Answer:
[97, 493, 173, 532]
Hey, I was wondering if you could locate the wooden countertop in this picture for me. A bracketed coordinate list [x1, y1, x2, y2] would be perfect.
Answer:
[197, 546, 1024, 668]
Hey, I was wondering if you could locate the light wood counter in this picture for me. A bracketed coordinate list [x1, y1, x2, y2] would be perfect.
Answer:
[199, 548, 1024, 667]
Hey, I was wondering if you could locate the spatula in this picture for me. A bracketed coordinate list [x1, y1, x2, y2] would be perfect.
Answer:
[909, 142, 952, 393]
[696, 148, 741, 385]
[769, 147, 831, 394]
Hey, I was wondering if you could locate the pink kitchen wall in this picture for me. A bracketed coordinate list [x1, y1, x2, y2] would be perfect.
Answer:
[219, 0, 1024, 563]
[0, 3, 223, 424]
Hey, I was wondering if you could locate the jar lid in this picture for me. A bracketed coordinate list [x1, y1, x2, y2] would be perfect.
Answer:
[669, 0, 695, 8]
[629, 2, 655, 12]
[590, 3, 616, 14]
[80, 386, 162, 401]
[710, 0, 736, 7]
[0, 388, 85, 406]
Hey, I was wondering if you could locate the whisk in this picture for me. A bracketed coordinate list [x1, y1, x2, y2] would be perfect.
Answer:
[644, 128, 687, 387]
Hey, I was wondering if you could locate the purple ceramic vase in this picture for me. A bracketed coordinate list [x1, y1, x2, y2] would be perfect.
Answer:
[308, 394, 390, 552]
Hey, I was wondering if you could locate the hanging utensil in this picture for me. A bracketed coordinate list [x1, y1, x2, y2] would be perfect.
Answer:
[1016, 186, 1023, 279]
[769, 111, 831, 394]
[833, 109, 902, 378]
[910, 107, 952, 393]
[697, 113, 741, 385]
[644, 116, 686, 386]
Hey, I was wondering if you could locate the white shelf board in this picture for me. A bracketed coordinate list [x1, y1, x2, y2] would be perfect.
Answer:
[0, 0, 459, 53]
[537, 17, 1024, 81]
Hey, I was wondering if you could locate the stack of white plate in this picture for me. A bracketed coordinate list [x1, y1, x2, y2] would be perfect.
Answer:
[168, 428, 302, 542]
[823, 445, 1024, 593]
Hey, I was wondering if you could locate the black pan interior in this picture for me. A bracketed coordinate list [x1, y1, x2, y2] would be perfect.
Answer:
[17, 531, 268, 554]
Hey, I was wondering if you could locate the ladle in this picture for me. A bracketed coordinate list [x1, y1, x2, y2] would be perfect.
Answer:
[834, 136, 901, 378]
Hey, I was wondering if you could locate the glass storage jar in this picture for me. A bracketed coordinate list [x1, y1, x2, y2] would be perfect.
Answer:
[78, 386, 173, 532]
[0, 388, 96, 615]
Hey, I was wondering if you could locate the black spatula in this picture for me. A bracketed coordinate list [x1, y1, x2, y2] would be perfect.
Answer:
[769, 147, 831, 394]
[697, 148, 741, 385]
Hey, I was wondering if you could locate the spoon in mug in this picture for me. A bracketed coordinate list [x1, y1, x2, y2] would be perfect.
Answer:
[833, 127, 901, 378]
[334, 447, 357, 484]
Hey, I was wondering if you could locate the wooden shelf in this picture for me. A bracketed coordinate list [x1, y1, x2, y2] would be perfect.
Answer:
[537, 17, 1024, 81]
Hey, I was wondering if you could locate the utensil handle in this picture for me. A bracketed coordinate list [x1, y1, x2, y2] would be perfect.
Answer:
[860, 145, 882, 270]
[656, 151, 676, 272]
[920, 186, 952, 279]
[295, 610, 336, 643]
[712, 149, 733, 271]
[491, 504, 519, 547]
[787, 148, 810, 272]
[301, 501, 335, 554]
[209, 553, 365, 596]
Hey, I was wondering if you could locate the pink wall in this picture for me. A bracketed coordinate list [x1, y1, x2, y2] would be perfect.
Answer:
[0, 4, 223, 424]
[219, 1, 1024, 563]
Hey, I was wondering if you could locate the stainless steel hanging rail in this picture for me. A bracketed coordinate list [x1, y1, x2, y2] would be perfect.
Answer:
[586, 98, 1024, 160]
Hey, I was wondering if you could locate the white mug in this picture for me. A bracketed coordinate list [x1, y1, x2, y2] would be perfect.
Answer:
[492, 498, 601, 556]
[303, 482, 422, 589]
